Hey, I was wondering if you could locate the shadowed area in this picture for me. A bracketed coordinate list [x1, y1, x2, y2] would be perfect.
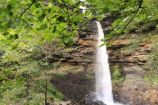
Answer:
[51, 70, 95, 104]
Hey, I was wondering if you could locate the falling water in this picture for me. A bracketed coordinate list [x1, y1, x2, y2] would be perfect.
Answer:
[95, 21, 122, 105]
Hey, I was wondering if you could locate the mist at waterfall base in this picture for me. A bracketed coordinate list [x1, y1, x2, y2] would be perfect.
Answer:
[95, 21, 123, 105]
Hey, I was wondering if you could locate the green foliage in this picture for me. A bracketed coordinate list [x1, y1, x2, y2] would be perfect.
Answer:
[0, 75, 26, 104]
[35, 80, 64, 101]
[112, 65, 124, 84]
[0, 0, 85, 48]
[1, 0, 158, 104]
[0, 0, 86, 103]
[0, 57, 64, 104]
[87, 0, 158, 38]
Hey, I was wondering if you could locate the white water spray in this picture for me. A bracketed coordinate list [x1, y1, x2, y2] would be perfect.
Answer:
[95, 21, 122, 105]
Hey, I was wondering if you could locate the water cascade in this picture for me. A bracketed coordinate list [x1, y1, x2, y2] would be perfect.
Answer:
[95, 21, 122, 105]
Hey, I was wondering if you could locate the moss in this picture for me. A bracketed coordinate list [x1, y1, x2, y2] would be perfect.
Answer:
[145, 71, 158, 85]
[112, 65, 125, 84]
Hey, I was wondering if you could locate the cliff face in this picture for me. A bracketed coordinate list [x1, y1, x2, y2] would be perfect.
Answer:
[107, 34, 158, 105]
[49, 19, 158, 105]
[101, 15, 158, 104]
[49, 31, 97, 105]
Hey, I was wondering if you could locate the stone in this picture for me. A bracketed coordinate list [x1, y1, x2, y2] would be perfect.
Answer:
[81, 94, 106, 105]
[134, 55, 148, 62]
[108, 39, 131, 49]
[62, 53, 72, 59]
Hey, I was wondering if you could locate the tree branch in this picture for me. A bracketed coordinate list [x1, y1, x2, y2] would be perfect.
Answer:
[12, 0, 35, 25]
[19, 19, 33, 29]
[35, 0, 52, 26]
[121, 0, 143, 34]
[19, 0, 35, 19]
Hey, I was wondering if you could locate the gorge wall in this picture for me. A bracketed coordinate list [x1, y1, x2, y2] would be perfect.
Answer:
[48, 19, 158, 105]
[108, 34, 158, 105]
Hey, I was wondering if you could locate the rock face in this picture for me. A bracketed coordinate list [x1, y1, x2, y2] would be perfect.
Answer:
[50, 17, 158, 105]
[49, 36, 97, 65]
[47, 21, 97, 65]
[50, 21, 97, 105]
[107, 35, 158, 105]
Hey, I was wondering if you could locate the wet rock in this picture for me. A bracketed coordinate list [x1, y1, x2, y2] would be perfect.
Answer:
[79, 32, 88, 39]
[81, 94, 106, 105]
[78, 20, 97, 39]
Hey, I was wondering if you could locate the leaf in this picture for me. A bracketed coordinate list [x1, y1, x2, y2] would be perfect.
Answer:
[8, 29, 16, 35]
[0, 34, 6, 40]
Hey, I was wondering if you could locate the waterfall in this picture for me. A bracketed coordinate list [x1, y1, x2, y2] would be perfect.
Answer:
[95, 21, 122, 105]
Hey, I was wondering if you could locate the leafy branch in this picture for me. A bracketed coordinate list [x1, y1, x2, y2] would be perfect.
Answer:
[11, 0, 35, 27]
[121, 0, 144, 34]
[19, 19, 33, 29]
[61, 0, 72, 32]
[35, 0, 52, 26]
[19, 0, 36, 19]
